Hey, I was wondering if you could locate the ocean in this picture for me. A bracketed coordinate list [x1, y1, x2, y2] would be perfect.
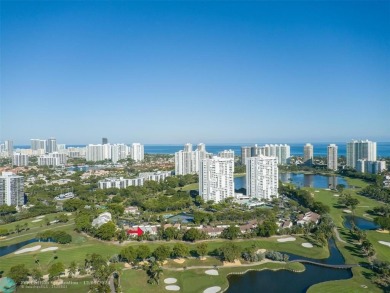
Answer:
[14, 142, 390, 157]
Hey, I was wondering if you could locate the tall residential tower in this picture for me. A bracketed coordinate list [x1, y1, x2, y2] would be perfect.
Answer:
[327, 144, 338, 171]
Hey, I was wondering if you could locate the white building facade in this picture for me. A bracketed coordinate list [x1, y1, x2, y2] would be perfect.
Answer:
[131, 143, 144, 162]
[246, 155, 278, 200]
[199, 156, 234, 203]
[175, 143, 208, 175]
[0, 172, 24, 206]
[347, 140, 377, 169]
[303, 143, 314, 165]
[12, 153, 29, 167]
[327, 144, 338, 171]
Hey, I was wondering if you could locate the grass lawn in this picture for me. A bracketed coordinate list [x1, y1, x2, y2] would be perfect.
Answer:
[120, 261, 304, 293]
[305, 182, 389, 293]
[179, 183, 199, 191]
[0, 221, 76, 247]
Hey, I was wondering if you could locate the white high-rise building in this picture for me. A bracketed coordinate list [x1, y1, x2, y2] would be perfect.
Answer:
[50, 152, 67, 165]
[46, 138, 57, 153]
[5, 140, 14, 157]
[0, 172, 24, 206]
[175, 143, 208, 175]
[38, 156, 59, 166]
[327, 144, 338, 171]
[241, 146, 251, 165]
[111, 144, 129, 163]
[200, 156, 234, 203]
[218, 150, 234, 159]
[303, 143, 314, 165]
[12, 153, 29, 167]
[131, 143, 144, 162]
[346, 140, 377, 169]
[246, 155, 278, 200]
[68, 147, 86, 158]
[86, 144, 111, 162]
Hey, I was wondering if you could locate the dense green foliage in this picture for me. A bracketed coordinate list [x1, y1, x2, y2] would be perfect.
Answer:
[37, 230, 72, 244]
[279, 184, 330, 214]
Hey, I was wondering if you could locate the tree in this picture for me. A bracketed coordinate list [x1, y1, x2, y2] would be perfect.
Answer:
[183, 228, 203, 242]
[31, 268, 43, 282]
[63, 198, 86, 211]
[257, 220, 278, 237]
[68, 261, 77, 278]
[196, 243, 208, 258]
[163, 227, 179, 241]
[48, 262, 65, 281]
[75, 214, 92, 232]
[136, 245, 151, 260]
[374, 216, 390, 230]
[219, 243, 241, 262]
[107, 203, 125, 216]
[144, 260, 163, 285]
[57, 214, 69, 223]
[172, 243, 189, 258]
[96, 221, 116, 240]
[8, 264, 29, 285]
[153, 245, 171, 261]
[221, 225, 241, 240]
[336, 184, 346, 193]
[338, 194, 360, 212]
[120, 246, 137, 263]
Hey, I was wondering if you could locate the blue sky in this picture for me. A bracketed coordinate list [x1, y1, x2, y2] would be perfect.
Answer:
[1, 1, 389, 144]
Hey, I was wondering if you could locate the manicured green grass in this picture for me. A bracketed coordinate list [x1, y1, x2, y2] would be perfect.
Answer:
[179, 183, 199, 191]
[120, 261, 305, 293]
[306, 182, 388, 293]
[0, 221, 75, 246]
[1, 212, 74, 231]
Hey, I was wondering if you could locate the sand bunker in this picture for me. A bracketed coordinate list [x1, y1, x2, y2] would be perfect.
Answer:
[333, 194, 340, 197]
[315, 190, 320, 193]
[376, 230, 389, 234]
[31, 219, 42, 223]
[378, 241, 390, 248]
[205, 269, 219, 276]
[165, 285, 180, 291]
[173, 258, 185, 264]
[15, 245, 41, 254]
[302, 243, 314, 248]
[223, 259, 241, 267]
[256, 249, 266, 254]
[203, 286, 222, 293]
[343, 209, 352, 214]
[277, 237, 296, 243]
[164, 278, 177, 284]
[41, 247, 58, 252]
[35, 215, 45, 219]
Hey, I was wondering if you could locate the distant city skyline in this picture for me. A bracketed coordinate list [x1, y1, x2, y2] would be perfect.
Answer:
[1, 1, 389, 143]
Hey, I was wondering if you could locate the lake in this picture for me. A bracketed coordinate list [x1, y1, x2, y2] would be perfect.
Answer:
[344, 215, 379, 231]
[234, 173, 349, 190]
[227, 239, 352, 293]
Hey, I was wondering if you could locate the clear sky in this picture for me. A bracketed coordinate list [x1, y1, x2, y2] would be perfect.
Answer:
[1, 1, 389, 145]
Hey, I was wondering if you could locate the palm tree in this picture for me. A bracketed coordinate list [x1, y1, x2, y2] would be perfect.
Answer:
[146, 261, 163, 285]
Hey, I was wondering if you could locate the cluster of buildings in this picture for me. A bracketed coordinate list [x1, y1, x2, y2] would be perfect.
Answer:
[1, 137, 145, 167]
[174, 144, 279, 203]
[98, 171, 172, 189]
[241, 144, 290, 165]
[346, 140, 386, 174]
[85, 142, 143, 163]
